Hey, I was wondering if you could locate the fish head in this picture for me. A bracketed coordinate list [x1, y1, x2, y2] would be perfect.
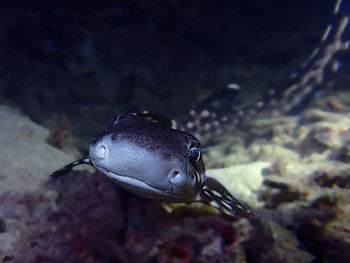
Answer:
[89, 113, 205, 201]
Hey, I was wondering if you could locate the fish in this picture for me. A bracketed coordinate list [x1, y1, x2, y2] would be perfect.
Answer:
[179, 0, 349, 144]
[51, 113, 253, 219]
[51, 0, 348, 219]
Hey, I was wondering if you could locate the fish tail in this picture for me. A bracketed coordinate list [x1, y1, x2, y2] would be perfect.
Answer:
[280, 0, 349, 114]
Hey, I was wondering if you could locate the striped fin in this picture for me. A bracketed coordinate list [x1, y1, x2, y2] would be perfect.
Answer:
[50, 156, 92, 178]
[198, 176, 254, 218]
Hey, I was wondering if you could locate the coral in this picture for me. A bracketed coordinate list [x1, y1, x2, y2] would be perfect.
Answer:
[1, 92, 350, 262]
[0, 172, 124, 263]
[201, 93, 350, 262]
[244, 220, 314, 263]
[0, 171, 256, 263]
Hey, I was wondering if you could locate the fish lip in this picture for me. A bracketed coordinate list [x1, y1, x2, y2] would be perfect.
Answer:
[95, 166, 175, 193]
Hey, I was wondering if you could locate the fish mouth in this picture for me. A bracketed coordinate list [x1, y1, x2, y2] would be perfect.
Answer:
[95, 166, 188, 201]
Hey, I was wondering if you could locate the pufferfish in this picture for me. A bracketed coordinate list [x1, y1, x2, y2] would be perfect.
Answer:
[51, 112, 253, 218]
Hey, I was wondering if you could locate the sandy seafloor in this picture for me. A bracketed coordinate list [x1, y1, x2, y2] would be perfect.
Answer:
[0, 1, 350, 262]
[1, 90, 350, 263]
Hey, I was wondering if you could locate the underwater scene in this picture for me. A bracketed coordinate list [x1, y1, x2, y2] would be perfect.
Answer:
[0, 0, 349, 262]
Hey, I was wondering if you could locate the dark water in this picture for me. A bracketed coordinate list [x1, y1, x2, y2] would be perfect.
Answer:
[0, 0, 347, 149]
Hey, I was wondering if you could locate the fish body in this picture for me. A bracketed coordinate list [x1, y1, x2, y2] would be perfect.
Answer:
[52, 113, 252, 218]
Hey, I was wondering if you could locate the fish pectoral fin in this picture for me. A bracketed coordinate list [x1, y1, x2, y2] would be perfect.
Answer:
[50, 156, 92, 178]
[198, 176, 254, 218]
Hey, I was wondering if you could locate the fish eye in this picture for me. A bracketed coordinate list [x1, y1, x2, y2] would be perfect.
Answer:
[188, 145, 200, 163]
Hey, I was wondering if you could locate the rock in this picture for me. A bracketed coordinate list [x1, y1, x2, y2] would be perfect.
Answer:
[262, 221, 314, 263]
[207, 161, 271, 207]
[0, 105, 82, 195]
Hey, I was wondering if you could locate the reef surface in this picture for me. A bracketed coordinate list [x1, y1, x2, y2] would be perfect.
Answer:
[1, 91, 350, 263]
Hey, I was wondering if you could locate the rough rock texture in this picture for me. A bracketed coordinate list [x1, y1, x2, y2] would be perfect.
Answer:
[0, 171, 254, 263]
[1, 170, 319, 263]
[0, 105, 81, 195]
[207, 162, 269, 207]
[1, 93, 350, 263]
[203, 94, 350, 262]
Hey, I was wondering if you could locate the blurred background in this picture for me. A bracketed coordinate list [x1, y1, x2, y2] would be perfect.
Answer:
[0, 0, 347, 150]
